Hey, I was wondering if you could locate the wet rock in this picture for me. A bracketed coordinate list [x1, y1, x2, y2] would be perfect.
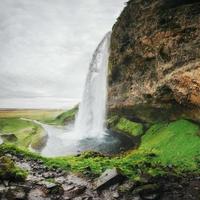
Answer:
[118, 180, 135, 193]
[38, 180, 63, 195]
[66, 174, 88, 187]
[1, 133, 17, 142]
[94, 168, 125, 190]
[141, 193, 159, 200]
[132, 195, 142, 200]
[133, 184, 160, 200]
[16, 162, 32, 171]
[27, 174, 44, 183]
[6, 187, 26, 200]
[3, 180, 9, 186]
[55, 176, 66, 184]
[112, 191, 120, 199]
[0, 184, 8, 197]
[39, 181, 57, 189]
[63, 185, 86, 199]
[28, 188, 48, 200]
[133, 184, 160, 194]
[42, 172, 54, 179]
[63, 184, 76, 191]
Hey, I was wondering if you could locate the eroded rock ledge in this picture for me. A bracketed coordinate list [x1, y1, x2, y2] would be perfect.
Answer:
[108, 0, 200, 123]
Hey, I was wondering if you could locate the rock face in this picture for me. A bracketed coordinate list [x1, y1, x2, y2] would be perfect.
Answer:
[108, 0, 200, 123]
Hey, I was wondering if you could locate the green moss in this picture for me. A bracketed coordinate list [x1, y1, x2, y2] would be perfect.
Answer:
[0, 118, 45, 148]
[0, 119, 199, 180]
[48, 106, 78, 125]
[140, 119, 200, 170]
[115, 117, 143, 136]
[0, 156, 27, 181]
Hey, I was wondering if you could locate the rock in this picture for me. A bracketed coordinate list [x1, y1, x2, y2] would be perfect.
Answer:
[63, 185, 86, 199]
[7, 187, 26, 200]
[118, 180, 135, 193]
[141, 193, 159, 200]
[42, 172, 54, 179]
[66, 173, 88, 187]
[3, 180, 9, 186]
[62, 185, 75, 191]
[113, 191, 120, 198]
[133, 184, 160, 194]
[108, 0, 200, 123]
[39, 181, 57, 189]
[63, 197, 71, 200]
[0, 137, 3, 145]
[94, 168, 125, 190]
[1, 133, 17, 142]
[0, 184, 8, 195]
[16, 162, 32, 171]
[55, 176, 66, 184]
[133, 184, 160, 200]
[38, 180, 63, 195]
[28, 188, 49, 200]
[27, 174, 44, 183]
[132, 195, 142, 200]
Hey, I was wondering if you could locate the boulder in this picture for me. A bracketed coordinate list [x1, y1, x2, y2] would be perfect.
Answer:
[28, 188, 48, 200]
[1, 133, 17, 142]
[94, 168, 125, 190]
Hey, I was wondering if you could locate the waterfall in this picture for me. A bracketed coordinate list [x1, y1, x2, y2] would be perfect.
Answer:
[74, 32, 111, 138]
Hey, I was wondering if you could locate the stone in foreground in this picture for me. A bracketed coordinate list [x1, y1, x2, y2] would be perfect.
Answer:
[94, 168, 125, 190]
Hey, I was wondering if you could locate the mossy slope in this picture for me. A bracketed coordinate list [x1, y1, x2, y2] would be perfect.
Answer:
[0, 118, 45, 149]
[1, 119, 199, 180]
[0, 156, 27, 181]
[47, 106, 78, 125]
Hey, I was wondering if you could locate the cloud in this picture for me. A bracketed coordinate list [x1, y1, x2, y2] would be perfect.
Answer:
[0, 0, 126, 101]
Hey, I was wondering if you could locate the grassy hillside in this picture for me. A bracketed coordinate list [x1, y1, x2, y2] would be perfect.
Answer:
[0, 118, 46, 149]
[46, 106, 78, 125]
[1, 119, 199, 180]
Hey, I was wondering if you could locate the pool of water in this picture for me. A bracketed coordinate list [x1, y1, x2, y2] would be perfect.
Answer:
[31, 122, 137, 157]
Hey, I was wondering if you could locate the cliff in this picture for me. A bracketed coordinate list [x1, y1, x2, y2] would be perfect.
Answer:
[108, 0, 200, 123]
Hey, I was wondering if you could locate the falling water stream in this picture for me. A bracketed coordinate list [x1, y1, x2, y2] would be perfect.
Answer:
[74, 32, 111, 138]
[28, 33, 136, 157]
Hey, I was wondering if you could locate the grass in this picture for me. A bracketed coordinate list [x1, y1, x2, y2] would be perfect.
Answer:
[0, 107, 78, 149]
[0, 119, 199, 180]
[0, 109, 63, 121]
[0, 156, 27, 181]
[47, 106, 78, 125]
[140, 120, 200, 170]
[0, 118, 46, 149]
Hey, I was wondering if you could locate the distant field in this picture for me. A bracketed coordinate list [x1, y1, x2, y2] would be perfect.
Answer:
[0, 109, 64, 121]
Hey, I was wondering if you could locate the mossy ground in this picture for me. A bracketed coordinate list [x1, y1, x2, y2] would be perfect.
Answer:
[0, 156, 27, 181]
[0, 119, 199, 180]
[46, 106, 78, 125]
[115, 117, 143, 136]
[0, 118, 45, 149]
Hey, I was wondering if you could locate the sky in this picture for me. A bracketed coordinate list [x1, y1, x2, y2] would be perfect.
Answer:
[0, 0, 126, 108]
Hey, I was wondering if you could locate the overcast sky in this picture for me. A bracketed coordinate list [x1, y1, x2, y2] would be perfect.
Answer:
[0, 0, 126, 108]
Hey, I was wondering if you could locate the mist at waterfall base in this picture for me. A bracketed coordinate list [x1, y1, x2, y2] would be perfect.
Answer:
[34, 33, 135, 157]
